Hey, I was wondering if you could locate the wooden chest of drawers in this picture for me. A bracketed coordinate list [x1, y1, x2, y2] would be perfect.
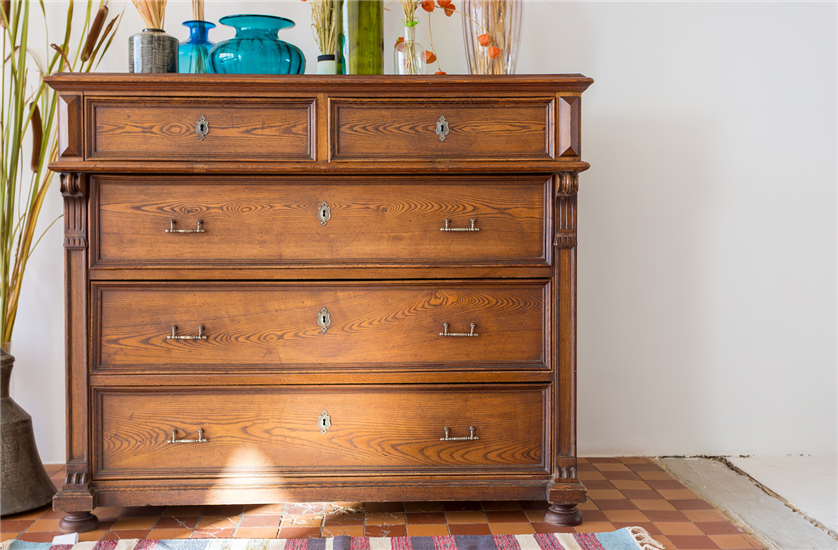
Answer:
[46, 74, 593, 532]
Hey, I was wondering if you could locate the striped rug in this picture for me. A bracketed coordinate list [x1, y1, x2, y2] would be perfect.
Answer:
[2, 529, 664, 550]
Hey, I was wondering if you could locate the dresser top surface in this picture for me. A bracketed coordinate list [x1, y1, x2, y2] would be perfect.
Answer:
[45, 73, 594, 94]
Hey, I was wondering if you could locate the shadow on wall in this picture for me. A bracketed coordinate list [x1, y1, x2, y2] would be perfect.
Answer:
[578, 114, 713, 455]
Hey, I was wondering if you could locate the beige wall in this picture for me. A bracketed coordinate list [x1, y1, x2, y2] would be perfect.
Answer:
[15, 1, 837, 462]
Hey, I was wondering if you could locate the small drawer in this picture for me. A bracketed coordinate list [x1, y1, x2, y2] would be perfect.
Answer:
[92, 280, 549, 372]
[86, 98, 314, 161]
[93, 385, 548, 478]
[330, 98, 555, 161]
[91, 176, 550, 268]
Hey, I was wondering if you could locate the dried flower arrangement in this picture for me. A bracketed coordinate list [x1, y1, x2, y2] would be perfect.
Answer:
[395, 0, 498, 75]
[308, 0, 338, 57]
[2, 0, 121, 343]
[131, 0, 167, 29]
[191, 0, 204, 21]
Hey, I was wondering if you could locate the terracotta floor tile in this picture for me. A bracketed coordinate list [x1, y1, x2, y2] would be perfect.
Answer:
[530, 523, 575, 534]
[522, 509, 546, 523]
[620, 457, 650, 464]
[633, 499, 677, 511]
[91, 506, 126, 519]
[480, 501, 522, 511]
[628, 463, 664, 472]
[365, 525, 407, 538]
[277, 527, 322, 539]
[653, 535, 675, 549]
[658, 489, 700, 500]
[16, 531, 62, 542]
[577, 458, 589, 463]
[190, 529, 236, 539]
[638, 471, 674, 480]
[665, 535, 720, 549]
[593, 463, 631, 472]
[671, 499, 715, 511]
[574, 522, 615, 533]
[197, 516, 240, 529]
[647, 480, 688, 491]
[1, 506, 49, 520]
[518, 501, 550, 511]
[589, 457, 622, 463]
[77, 530, 108, 542]
[622, 489, 663, 500]
[644, 510, 690, 522]
[448, 523, 493, 536]
[26, 519, 62, 532]
[364, 503, 405, 514]
[122, 506, 167, 517]
[147, 529, 193, 539]
[442, 501, 483, 511]
[602, 510, 648, 523]
[283, 504, 325, 515]
[577, 501, 599, 511]
[402, 502, 444, 513]
[682, 510, 729, 523]
[405, 512, 447, 524]
[584, 480, 617, 490]
[696, 522, 746, 535]
[111, 516, 159, 530]
[0, 533, 19, 542]
[708, 535, 756, 549]
[611, 522, 662, 535]
[0, 520, 34, 532]
[591, 499, 637, 511]
[577, 471, 606, 481]
[239, 515, 282, 528]
[103, 530, 152, 540]
[281, 515, 323, 528]
[740, 534, 763, 549]
[406, 524, 449, 536]
[611, 480, 652, 490]
[579, 510, 609, 523]
[601, 471, 642, 481]
[244, 504, 285, 516]
[444, 511, 488, 524]
[235, 527, 280, 538]
[365, 512, 406, 526]
[588, 489, 625, 500]
[155, 517, 199, 529]
[487, 522, 534, 535]
[656, 522, 704, 536]
[38, 510, 66, 519]
[577, 463, 598, 471]
[203, 505, 246, 516]
[484, 511, 529, 523]
[322, 526, 364, 537]
[324, 513, 364, 526]
[161, 506, 204, 517]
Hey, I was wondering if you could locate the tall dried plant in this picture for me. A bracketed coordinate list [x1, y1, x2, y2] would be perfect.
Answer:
[1, 0, 121, 344]
[191, 0, 204, 22]
[309, 0, 337, 56]
[131, 0, 167, 29]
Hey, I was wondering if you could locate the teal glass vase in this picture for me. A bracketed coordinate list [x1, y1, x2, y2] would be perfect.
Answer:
[178, 20, 215, 74]
[210, 14, 305, 75]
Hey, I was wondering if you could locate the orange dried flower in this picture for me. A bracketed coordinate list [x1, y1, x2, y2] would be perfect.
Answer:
[435, 70, 447, 75]
[423, 50, 437, 63]
[437, 0, 452, 7]
[443, 4, 455, 16]
[488, 46, 501, 59]
[395, 36, 404, 48]
[477, 33, 491, 47]
[421, 0, 435, 11]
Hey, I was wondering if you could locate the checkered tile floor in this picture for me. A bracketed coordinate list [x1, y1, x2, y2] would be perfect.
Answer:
[0, 458, 764, 549]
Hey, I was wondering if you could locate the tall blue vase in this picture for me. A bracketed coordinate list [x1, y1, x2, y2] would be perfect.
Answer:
[179, 20, 215, 74]
[210, 14, 305, 75]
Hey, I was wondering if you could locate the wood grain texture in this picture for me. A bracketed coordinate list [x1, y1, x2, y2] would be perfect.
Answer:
[331, 98, 553, 161]
[58, 94, 82, 158]
[92, 281, 549, 371]
[557, 96, 580, 158]
[92, 175, 550, 267]
[87, 98, 314, 161]
[93, 385, 548, 478]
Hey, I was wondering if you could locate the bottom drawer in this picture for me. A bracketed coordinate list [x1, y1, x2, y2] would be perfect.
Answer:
[93, 385, 548, 478]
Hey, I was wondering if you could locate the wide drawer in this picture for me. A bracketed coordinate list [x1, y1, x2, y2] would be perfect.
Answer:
[93, 385, 548, 478]
[91, 176, 550, 267]
[92, 281, 549, 372]
[330, 98, 555, 161]
[86, 98, 314, 161]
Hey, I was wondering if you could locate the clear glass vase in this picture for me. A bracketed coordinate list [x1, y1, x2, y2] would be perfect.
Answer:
[179, 20, 215, 74]
[394, 25, 425, 75]
[460, 0, 522, 75]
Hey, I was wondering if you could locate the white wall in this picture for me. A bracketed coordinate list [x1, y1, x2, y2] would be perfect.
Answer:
[15, 1, 837, 463]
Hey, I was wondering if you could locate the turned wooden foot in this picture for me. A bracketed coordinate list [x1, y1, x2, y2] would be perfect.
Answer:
[545, 504, 583, 526]
[59, 511, 99, 533]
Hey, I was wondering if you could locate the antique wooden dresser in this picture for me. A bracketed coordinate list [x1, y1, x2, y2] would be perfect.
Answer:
[45, 74, 593, 533]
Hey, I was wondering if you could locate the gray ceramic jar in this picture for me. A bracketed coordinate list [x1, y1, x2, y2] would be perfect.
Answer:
[129, 28, 178, 73]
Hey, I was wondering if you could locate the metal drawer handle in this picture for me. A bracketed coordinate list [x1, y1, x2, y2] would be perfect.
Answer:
[166, 220, 205, 233]
[441, 218, 479, 232]
[168, 428, 207, 444]
[168, 325, 207, 340]
[440, 322, 477, 337]
[441, 426, 478, 441]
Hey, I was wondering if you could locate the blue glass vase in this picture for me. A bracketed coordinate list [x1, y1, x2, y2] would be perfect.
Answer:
[210, 14, 306, 75]
[179, 20, 215, 74]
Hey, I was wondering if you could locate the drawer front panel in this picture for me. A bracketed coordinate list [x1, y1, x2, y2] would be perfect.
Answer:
[93, 177, 549, 267]
[331, 98, 554, 161]
[94, 385, 548, 477]
[93, 281, 548, 372]
[87, 99, 314, 161]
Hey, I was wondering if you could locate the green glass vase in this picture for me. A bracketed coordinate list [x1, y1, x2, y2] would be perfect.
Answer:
[336, 0, 383, 75]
